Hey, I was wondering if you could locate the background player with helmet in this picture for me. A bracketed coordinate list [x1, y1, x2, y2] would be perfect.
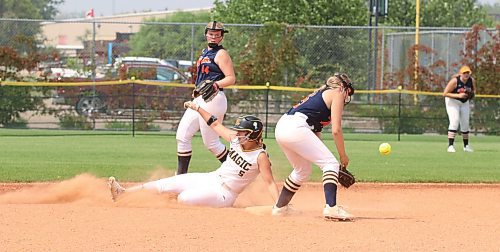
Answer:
[443, 65, 476, 153]
[271, 73, 355, 221]
[175, 21, 236, 175]
[109, 101, 279, 207]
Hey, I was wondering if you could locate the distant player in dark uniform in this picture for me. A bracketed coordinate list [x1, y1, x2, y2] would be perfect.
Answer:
[271, 73, 355, 220]
[176, 21, 236, 174]
[443, 65, 477, 153]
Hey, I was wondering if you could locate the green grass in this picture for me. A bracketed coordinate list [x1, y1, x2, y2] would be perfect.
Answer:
[1, 129, 499, 183]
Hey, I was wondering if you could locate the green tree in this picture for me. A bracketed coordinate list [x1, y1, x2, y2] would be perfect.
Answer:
[128, 11, 211, 60]
[0, 37, 55, 126]
[237, 22, 298, 85]
[0, 0, 62, 126]
[461, 24, 499, 135]
[0, 0, 63, 47]
[213, 0, 367, 25]
[383, 0, 494, 27]
[0, 0, 62, 19]
[212, 0, 369, 87]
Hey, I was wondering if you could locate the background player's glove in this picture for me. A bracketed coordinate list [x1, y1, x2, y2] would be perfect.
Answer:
[465, 87, 475, 100]
[195, 80, 219, 102]
[338, 165, 355, 188]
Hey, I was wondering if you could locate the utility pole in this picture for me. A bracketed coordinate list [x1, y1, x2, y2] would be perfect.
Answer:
[373, 0, 380, 93]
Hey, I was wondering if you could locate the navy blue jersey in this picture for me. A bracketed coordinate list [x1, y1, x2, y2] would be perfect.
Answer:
[453, 76, 473, 103]
[287, 87, 331, 132]
[195, 46, 226, 86]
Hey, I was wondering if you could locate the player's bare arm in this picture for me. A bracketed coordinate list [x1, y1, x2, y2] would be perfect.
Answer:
[184, 101, 234, 142]
[214, 50, 236, 88]
[329, 89, 349, 167]
[257, 152, 279, 202]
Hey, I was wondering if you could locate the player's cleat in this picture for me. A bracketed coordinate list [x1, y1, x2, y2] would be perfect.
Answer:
[463, 145, 474, 152]
[271, 204, 301, 216]
[323, 205, 354, 221]
[447, 145, 456, 153]
[108, 176, 125, 201]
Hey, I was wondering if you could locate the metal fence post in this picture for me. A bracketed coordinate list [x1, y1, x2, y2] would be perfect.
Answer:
[132, 82, 135, 137]
[398, 87, 402, 141]
[190, 24, 195, 63]
[380, 28, 385, 90]
[265, 82, 270, 138]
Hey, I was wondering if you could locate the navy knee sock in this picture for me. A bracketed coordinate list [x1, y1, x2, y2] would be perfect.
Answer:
[177, 154, 191, 175]
[276, 176, 301, 208]
[324, 183, 338, 207]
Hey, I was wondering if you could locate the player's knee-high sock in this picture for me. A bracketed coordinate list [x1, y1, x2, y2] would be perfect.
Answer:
[177, 151, 192, 175]
[448, 130, 457, 146]
[217, 147, 229, 163]
[323, 170, 339, 207]
[462, 131, 469, 147]
[276, 176, 301, 208]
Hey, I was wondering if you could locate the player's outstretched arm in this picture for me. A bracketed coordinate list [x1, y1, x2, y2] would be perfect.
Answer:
[330, 89, 349, 168]
[257, 152, 279, 202]
[184, 101, 234, 142]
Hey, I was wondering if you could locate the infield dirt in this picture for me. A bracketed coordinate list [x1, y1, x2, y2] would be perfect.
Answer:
[0, 174, 499, 251]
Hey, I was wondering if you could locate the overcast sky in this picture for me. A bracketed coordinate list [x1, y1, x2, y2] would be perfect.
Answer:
[57, 0, 216, 17]
[57, 0, 498, 17]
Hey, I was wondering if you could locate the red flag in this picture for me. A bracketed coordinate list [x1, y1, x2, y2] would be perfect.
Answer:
[85, 8, 94, 19]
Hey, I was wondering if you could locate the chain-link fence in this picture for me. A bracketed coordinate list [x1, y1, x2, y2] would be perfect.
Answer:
[1, 82, 498, 137]
[0, 18, 498, 136]
[1, 19, 497, 86]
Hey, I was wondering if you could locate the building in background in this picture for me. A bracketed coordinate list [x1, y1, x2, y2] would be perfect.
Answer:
[41, 8, 209, 65]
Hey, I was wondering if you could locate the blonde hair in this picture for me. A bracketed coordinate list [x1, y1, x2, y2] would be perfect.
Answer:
[326, 73, 351, 89]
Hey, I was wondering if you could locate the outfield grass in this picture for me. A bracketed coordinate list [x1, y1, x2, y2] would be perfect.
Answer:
[0, 129, 499, 183]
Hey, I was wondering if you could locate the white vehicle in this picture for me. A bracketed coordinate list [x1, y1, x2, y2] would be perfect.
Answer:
[113, 57, 175, 69]
[48, 67, 84, 79]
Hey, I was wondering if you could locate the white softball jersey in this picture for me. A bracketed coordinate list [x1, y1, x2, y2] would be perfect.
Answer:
[215, 138, 264, 194]
[142, 137, 264, 207]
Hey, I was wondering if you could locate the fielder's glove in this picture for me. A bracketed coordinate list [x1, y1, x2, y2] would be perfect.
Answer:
[338, 165, 356, 188]
[195, 79, 219, 102]
[465, 87, 475, 100]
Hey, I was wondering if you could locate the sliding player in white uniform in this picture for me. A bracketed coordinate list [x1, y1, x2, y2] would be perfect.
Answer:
[109, 102, 279, 208]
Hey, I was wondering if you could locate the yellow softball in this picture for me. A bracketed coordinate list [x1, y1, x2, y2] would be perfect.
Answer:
[379, 142, 391, 155]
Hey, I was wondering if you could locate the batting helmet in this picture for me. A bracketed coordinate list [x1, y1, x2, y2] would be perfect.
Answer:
[230, 115, 263, 141]
[205, 21, 228, 35]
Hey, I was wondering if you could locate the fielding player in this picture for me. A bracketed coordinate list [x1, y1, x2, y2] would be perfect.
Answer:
[271, 73, 355, 220]
[109, 102, 279, 208]
[443, 65, 476, 153]
[176, 21, 236, 174]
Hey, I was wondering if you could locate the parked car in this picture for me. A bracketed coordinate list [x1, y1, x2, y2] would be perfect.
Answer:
[53, 60, 191, 116]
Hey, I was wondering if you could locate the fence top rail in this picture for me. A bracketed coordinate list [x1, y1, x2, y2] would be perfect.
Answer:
[1, 81, 499, 98]
[0, 18, 496, 30]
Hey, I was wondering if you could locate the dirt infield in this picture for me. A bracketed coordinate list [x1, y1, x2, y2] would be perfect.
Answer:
[0, 174, 499, 251]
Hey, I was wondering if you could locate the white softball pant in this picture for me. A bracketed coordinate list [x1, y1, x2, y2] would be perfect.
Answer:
[275, 113, 340, 184]
[176, 91, 228, 156]
[445, 97, 470, 132]
[141, 172, 238, 207]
